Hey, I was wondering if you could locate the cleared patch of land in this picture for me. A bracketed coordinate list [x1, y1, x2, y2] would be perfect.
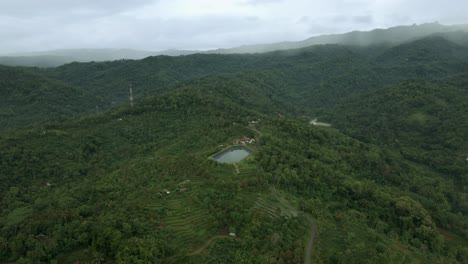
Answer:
[310, 118, 331, 127]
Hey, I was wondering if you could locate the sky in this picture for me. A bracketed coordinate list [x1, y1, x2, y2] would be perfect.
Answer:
[0, 0, 467, 54]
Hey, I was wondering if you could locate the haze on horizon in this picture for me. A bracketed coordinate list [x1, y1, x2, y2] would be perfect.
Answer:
[1, 0, 467, 54]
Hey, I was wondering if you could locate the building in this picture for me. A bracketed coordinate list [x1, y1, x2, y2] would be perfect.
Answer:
[239, 136, 250, 144]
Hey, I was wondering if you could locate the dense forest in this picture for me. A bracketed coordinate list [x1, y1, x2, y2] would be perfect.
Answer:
[0, 33, 467, 263]
[0, 66, 99, 129]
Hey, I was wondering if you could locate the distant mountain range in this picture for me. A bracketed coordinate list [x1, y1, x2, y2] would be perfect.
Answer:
[207, 22, 468, 54]
[0, 49, 197, 68]
[1, 22, 468, 67]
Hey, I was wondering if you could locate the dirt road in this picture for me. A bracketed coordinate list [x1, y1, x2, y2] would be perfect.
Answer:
[270, 187, 316, 264]
[304, 216, 317, 264]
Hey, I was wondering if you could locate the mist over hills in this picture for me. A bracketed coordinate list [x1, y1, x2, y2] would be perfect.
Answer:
[209, 22, 468, 54]
[0, 55, 74, 68]
[1, 22, 468, 68]
[0, 49, 197, 68]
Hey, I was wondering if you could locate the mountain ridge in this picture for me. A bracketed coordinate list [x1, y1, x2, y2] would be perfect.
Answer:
[3, 35, 468, 131]
[206, 22, 468, 54]
[2, 22, 468, 67]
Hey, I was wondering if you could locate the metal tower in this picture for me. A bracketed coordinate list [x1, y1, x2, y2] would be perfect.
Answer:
[129, 84, 134, 107]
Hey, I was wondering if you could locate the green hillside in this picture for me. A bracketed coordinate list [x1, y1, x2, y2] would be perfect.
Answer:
[0, 33, 467, 263]
[376, 36, 468, 64]
[0, 66, 99, 129]
[34, 36, 468, 117]
[328, 75, 468, 184]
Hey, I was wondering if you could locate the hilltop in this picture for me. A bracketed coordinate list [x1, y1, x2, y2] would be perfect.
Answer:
[0, 65, 99, 129]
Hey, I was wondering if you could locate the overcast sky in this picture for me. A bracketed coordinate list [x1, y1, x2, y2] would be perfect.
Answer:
[0, 0, 467, 54]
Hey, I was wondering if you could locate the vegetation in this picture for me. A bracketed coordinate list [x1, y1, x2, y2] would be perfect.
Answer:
[0, 65, 99, 129]
[0, 35, 467, 263]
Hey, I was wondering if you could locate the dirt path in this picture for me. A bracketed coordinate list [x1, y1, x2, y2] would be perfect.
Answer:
[187, 235, 231, 256]
[304, 216, 317, 264]
[249, 126, 264, 137]
[271, 186, 316, 264]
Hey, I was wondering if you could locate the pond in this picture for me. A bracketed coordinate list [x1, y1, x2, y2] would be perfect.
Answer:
[213, 146, 252, 163]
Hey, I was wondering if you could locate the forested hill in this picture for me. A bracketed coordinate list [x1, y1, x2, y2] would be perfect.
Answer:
[1, 75, 467, 262]
[327, 74, 468, 183]
[42, 53, 265, 105]
[0, 66, 99, 129]
[376, 36, 468, 64]
[43, 35, 468, 115]
[0, 31, 467, 263]
[44, 35, 468, 104]
[2, 35, 468, 130]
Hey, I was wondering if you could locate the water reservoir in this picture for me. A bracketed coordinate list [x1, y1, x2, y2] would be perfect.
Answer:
[213, 146, 252, 163]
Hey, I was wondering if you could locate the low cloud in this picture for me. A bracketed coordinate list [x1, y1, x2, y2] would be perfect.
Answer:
[241, 0, 284, 5]
[0, 0, 467, 54]
[0, 0, 154, 17]
[353, 15, 373, 24]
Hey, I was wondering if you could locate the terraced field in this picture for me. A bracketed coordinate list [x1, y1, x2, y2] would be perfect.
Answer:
[254, 192, 299, 219]
[143, 161, 280, 260]
[254, 196, 283, 218]
[237, 163, 257, 177]
[143, 176, 221, 258]
[164, 196, 216, 252]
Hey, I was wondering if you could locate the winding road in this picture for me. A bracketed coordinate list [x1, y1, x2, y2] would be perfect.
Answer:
[304, 216, 317, 264]
[270, 187, 317, 264]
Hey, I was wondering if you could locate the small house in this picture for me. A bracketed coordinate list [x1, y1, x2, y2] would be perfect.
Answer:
[239, 136, 250, 144]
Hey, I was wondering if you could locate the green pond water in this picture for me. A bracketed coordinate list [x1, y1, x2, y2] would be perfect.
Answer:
[213, 146, 252, 163]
